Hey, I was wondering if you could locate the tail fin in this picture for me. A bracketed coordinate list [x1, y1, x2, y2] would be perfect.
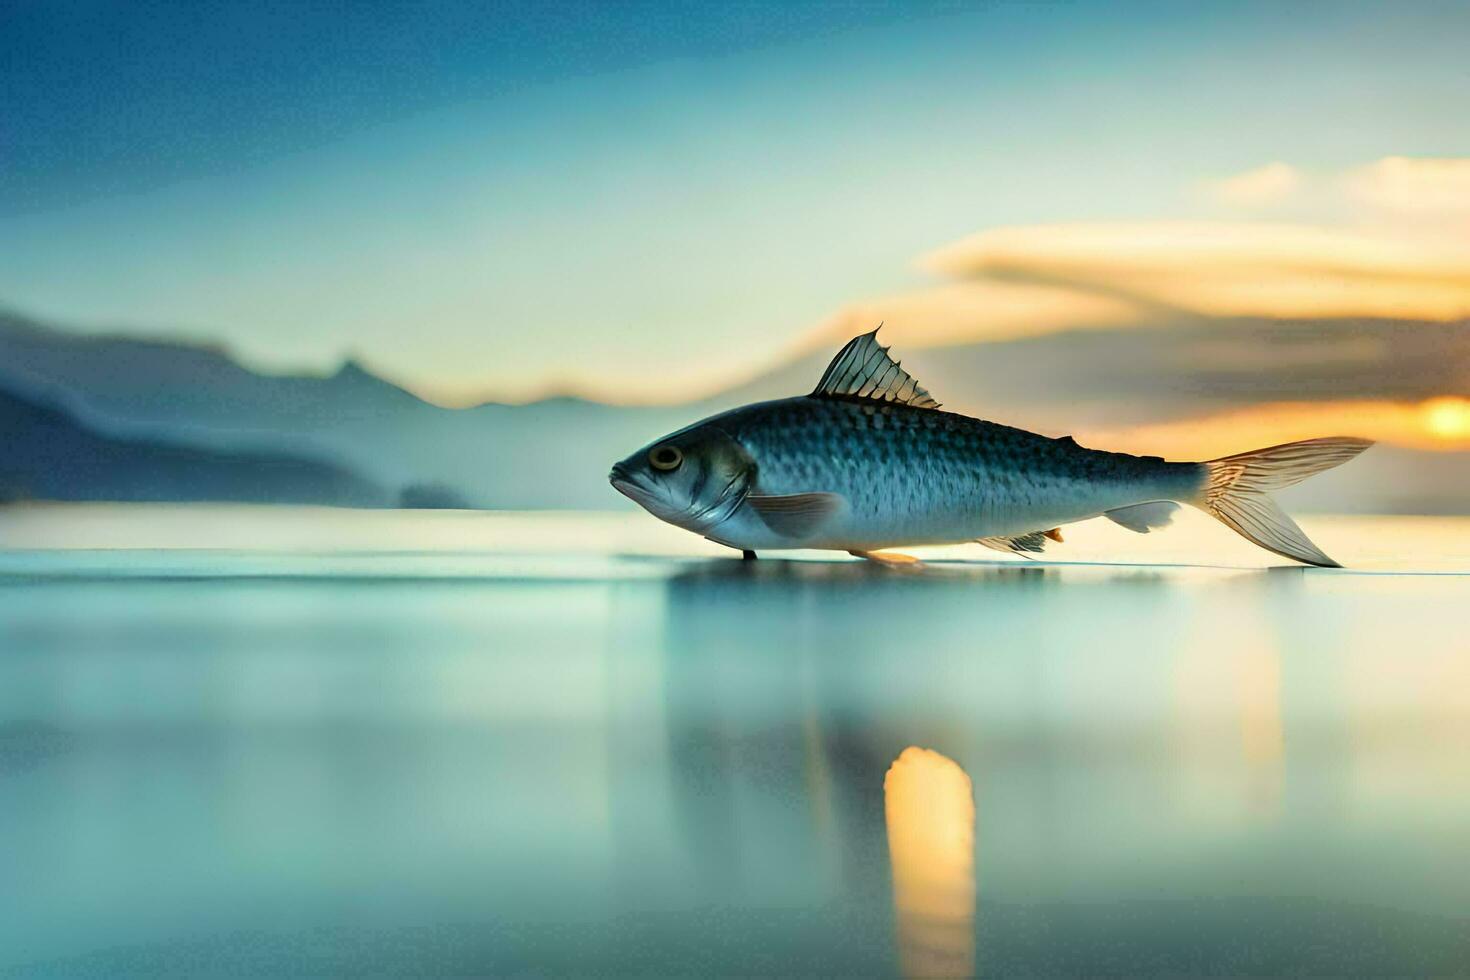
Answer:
[1197, 437, 1373, 567]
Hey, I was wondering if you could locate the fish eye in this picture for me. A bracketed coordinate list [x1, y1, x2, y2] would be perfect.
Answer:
[649, 445, 683, 471]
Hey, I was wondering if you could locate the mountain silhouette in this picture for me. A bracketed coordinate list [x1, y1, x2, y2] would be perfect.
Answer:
[0, 309, 686, 508]
[0, 384, 386, 506]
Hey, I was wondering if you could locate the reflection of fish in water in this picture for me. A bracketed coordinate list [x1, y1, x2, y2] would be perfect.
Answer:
[609, 329, 1372, 566]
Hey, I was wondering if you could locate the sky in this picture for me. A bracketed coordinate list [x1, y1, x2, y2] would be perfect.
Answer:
[2, 0, 1468, 404]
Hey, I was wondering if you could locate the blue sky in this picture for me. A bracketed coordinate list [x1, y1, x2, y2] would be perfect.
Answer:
[2, 1, 1467, 402]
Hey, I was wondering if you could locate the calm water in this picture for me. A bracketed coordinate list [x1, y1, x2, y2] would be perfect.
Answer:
[2, 506, 1469, 977]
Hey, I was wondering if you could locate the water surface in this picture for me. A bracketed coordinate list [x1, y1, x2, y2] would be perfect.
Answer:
[2, 506, 1468, 976]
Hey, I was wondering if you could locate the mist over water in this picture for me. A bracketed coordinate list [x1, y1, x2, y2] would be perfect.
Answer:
[2, 507, 1469, 975]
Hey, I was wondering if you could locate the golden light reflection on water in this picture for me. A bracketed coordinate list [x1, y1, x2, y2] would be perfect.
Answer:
[1237, 643, 1285, 812]
[884, 746, 976, 979]
[1170, 606, 1286, 821]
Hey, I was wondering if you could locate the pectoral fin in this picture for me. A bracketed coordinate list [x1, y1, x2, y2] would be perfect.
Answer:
[745, 492, 843, 538]
[1104, 501, 1180, 534]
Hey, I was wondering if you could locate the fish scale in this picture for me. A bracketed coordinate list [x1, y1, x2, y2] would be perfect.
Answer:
[723, 396, 1203, 545]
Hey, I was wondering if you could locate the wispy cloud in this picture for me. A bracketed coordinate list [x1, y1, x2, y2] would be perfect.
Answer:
[805, 279, 1148, 353]
[1343, 156, 1470, 215]
[1205, 162, 1302, 207]
[812, 157, 1470, 357]
[1207, 155, 1470, 222]
[918, 220, 1470, 323]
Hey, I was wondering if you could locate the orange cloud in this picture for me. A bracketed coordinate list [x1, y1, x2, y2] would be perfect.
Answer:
[920, 221, 1470, 323]
[808, 278, 1146, 353]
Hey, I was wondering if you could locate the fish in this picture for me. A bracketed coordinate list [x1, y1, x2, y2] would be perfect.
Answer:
[608, 329, 1373, 567]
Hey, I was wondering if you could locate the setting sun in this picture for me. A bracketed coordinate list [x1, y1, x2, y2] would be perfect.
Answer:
[1423, 397, 1470, 441]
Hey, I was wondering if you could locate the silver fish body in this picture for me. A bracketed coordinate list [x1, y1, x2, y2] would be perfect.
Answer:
[657, 396, 1202, 551]
[610, 330, 1372, 565]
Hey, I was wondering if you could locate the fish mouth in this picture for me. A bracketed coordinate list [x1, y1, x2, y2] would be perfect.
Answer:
[609, 463, 650, 504]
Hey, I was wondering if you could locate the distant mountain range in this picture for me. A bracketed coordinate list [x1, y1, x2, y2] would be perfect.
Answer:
[0, 385, 386, 506]
[0, 309, 687, 509]
[1, 308, 1466, 513]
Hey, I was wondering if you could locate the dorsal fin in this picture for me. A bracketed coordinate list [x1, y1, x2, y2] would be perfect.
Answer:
[811, 328, 940, 409]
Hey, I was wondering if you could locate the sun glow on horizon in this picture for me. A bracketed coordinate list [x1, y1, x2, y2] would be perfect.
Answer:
[1423, 397, 1470, 441]
[1078, 396, 1470, 459]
